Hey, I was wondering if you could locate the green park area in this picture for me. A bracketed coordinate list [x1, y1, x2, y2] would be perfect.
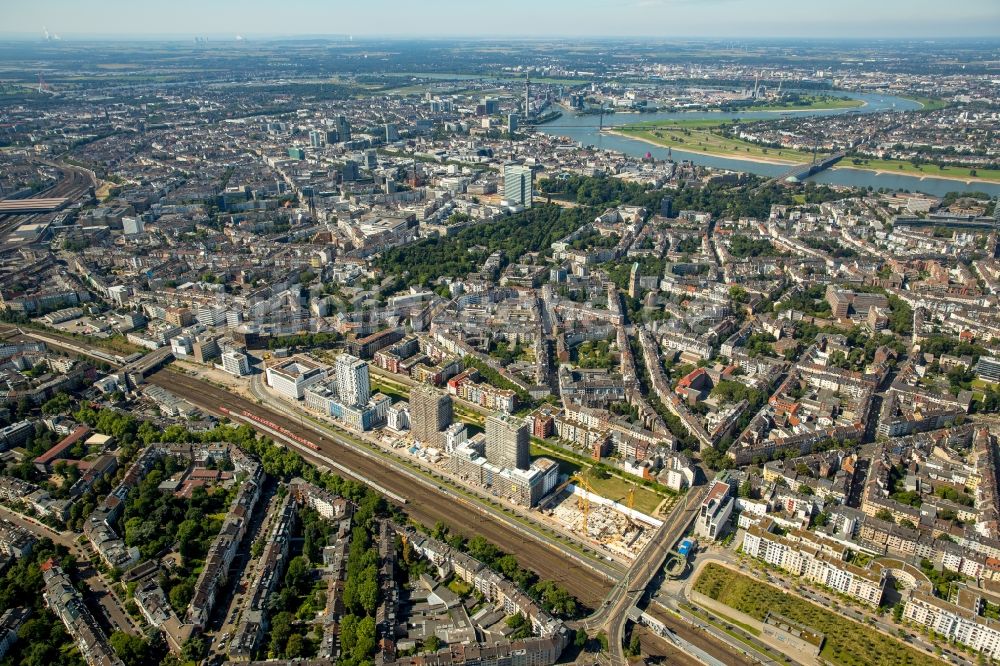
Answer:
[615, 119, 815, 164]
[579, 468, 668, 515]
[742, 95, 864, 111]
[693, 563, 940, 666]
[528, 440, 671, 516]
[901, 95, 952, 111]
[836, 156, 1000, 183]
[617, 117, 1000, 184]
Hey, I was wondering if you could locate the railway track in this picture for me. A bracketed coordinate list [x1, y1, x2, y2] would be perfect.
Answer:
[634, 625, 702, 666]
[645, 603, 756, 666]
[0, 163, 94, 238]
[147, 368, 613, 609]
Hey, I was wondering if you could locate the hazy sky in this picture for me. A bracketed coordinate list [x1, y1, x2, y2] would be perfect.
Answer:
[7, 0, 1000, 38]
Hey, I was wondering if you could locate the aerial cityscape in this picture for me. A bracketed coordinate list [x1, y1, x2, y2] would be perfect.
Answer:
[0, 2, 999, 666]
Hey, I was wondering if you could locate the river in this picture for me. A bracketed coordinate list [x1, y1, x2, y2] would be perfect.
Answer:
[537, 92, 1000, 198]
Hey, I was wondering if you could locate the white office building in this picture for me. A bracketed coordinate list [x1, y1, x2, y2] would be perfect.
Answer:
[503, 163, 533, 209]
[266, 357, 327, 400]
[170, 335, 193, 358]
[122, 216, 145, 236]
[444, 423, 468, 454]
[387, 402, 410, 431]
[196, 304, 227, 327]
[694, 479, 734, 540]
[221, 350, 250, 377]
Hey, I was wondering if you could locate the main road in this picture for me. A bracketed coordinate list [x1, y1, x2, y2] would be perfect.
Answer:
[578, 483, 709, 665]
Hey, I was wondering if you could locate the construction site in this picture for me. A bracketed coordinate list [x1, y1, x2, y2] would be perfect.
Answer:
[540, 479, 660, 563]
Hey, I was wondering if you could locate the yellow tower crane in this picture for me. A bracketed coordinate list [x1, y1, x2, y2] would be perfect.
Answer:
[571, 474, 594, 535]
[624, 486, 638, 528]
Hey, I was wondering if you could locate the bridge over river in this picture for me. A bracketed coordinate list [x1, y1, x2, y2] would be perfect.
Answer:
[776, 151, 846, 182]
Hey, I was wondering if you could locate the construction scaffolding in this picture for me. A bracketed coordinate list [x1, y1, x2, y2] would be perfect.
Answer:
[544, 481, 657, 562]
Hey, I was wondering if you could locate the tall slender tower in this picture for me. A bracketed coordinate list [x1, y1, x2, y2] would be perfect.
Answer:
[486, 413, 529, 471]
[524, 71, 530, 118]
[334, 353, 369, 409]
[410, 384, 452, 446]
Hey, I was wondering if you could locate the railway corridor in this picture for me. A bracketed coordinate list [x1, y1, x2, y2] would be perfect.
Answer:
[147, 368, 615, 609]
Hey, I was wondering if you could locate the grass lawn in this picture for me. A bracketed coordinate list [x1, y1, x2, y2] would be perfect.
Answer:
[619, 115, 997, 184]
[616, 121, 814, 164]
[447, 577, 473, 596]
[392, 72, 589, 87]
[624, 118, 733, 130]
[836, 157, 1000, 183]
[694, 563, 939, 666]
[580, 470, 664, 515]
[745, 95, 863, 112]
[370, 377, 410, 403]
[900, 95, 951, 111]
[95, 181, 119, 200]
[43, 329, 141, 355]
[682, 601, 761, 636]
[528, 441, 668, 515]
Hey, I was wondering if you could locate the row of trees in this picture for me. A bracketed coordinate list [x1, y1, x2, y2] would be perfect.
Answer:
[327, 480, 386, 666]
[540, 174, 849, 221]
[627, 338, 700, 452]
[266, 331, 340, 351]
[727, 234, 782, 259]
[0, 538, 86, 666]
[417, 522, 581, 619]
[462, 356, 532, 405]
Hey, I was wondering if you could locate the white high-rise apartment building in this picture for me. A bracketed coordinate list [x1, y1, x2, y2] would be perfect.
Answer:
[335, 353, 370, 408]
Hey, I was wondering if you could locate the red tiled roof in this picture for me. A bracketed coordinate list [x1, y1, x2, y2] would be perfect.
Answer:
[34, 425, 92, 466]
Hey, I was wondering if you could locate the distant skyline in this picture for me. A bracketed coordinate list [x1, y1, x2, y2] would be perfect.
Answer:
[5, 0, 1000, 39]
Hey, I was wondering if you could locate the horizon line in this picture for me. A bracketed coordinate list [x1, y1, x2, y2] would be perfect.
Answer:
[2, 32, 999, 42]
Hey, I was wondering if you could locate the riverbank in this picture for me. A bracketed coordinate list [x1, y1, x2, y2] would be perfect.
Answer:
[608, 129, 1000, 185]
[830, 164, 1000, 185]
[898, 95, 951, 111]
[606, 129, 801, 166]
[723, 96, 864, 113]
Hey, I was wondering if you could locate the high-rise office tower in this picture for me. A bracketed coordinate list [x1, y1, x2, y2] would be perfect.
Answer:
[336, 115, 352, 143]
[335, 353, 370, 408]
[410, 384, 452, 445]
[503, 163, 533, 209]
[342, 160, 360, 182]
[385, 123, 399, 142]
[485, 413, 529, 471]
